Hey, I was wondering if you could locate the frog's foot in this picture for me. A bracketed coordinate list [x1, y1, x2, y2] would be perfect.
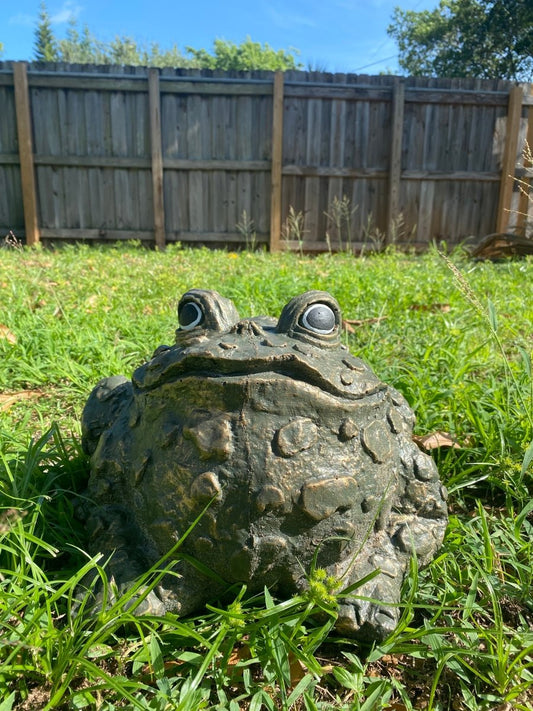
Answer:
[336, 592, 399, 641]
[334, 556, 404, 641]
[124, 587, 167, 615]
[83, 580, 166, 616]
[114, 582, 168, 616]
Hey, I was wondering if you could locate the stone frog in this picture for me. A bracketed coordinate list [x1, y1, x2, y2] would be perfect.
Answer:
[81, 289, 447, 641]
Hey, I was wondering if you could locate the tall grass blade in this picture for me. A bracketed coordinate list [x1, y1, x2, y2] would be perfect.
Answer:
[487, 299, 498, 332]
[520, 439, 533, 477]
[0, 693, 16, 711]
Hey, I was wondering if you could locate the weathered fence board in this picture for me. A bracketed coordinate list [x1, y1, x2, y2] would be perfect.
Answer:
[13, 63, 39, 245]
[0, 62, 531, 251]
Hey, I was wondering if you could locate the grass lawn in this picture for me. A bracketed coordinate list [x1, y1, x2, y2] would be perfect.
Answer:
[0, 242, 532, 710]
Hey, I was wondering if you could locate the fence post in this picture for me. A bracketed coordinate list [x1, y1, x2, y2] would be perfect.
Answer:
[516, 84, 533, 237]
[387, 78, 405, 245]
[148, 68, 166, 250]
[13, 62, 40, 246]
[496, 85, 523, 234]
[269, 71, 284, 252]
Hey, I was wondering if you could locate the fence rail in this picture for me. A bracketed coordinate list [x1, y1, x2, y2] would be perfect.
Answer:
[0, 62, 532, 251]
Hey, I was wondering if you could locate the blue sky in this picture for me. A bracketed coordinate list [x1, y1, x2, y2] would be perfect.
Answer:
[1, 0, 435, 74]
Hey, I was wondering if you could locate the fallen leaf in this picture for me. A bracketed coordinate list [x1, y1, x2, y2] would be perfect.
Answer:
[288, 652, 307, 685]
[409, 303, 451, 313]
[343, 320, 356, 334]
[139, 659, 185, 684]
[227, 644, 252, 668]
[0, 325, 17, 345]
[0, 508, 27, 534]
[343, 316, 388, 333]
[413, 431, 462, 450]
[0, 390, 44, 411]
[381, 654, 401, 665]
[31, 299, 47, 310]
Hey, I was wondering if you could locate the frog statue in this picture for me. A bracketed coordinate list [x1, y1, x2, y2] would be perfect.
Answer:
[81, 289, 447, 641]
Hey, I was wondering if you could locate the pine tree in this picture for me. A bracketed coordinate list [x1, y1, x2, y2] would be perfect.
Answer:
[34, 2, 58, 62]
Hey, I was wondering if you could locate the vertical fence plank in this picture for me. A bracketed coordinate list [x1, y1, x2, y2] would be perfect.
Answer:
[13, 62, 40, 246]
[3, 64, 532, 250]
[148, 68, 166, 249]
[516, 85, 533, 236]
[269, 71, 284, 252]
[496, 85, 523, 233]
[387, 78, 404, 245]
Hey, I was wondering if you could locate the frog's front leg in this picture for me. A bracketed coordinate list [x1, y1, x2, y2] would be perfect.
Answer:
[78, 502, 164, 614]
[335, 540, 406, 641]
[81, 502, 226, 617]
[337, 581, 401, 641]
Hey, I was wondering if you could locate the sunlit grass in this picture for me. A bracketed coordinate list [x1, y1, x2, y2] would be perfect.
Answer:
[1, 242, 532, 709]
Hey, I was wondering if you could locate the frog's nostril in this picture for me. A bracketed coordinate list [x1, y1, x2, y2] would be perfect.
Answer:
[233, 320, 263, 336]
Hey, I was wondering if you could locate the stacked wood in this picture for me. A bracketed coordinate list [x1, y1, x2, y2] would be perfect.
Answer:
[469, 233, 533, 260]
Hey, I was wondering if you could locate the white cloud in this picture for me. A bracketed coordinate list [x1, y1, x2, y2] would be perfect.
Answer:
[8, 1, 83, 29]
[333, 0, 396, 11]
[263, 3, 317, 30]
[50, 1, 83, 25]
[8, 13, 36, 27]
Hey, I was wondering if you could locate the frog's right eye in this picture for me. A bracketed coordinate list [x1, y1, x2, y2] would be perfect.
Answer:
[178, 301, 204, 331]
[176, 289, 240, 334]
[300, 303, 336, 335]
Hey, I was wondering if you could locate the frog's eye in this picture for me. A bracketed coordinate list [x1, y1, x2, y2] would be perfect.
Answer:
[300, 303, 336, 335]
[178, 301, 204, 331]
[176, 289, 240, 336]
[277, 291, 341, 346]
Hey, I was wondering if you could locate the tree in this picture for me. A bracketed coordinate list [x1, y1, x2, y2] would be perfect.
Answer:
[57, 20, 192, 67]
[186, 37, 302, 71]
[32, 5, 301, 70]
[57, 19, 96, 64]
[100, 38, 191, 67]
[34, 1, 59, 62]
[388, 0, 533, 80]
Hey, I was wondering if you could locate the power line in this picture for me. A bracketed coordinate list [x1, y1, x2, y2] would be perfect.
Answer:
[353, 0, 427, 73]
[352, 53, 398, 72]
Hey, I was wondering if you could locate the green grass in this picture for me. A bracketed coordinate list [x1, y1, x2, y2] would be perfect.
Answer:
[1, 242, 532, 710]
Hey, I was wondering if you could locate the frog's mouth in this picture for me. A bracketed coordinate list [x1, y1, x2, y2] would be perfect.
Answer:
[134, 351, 385, 401]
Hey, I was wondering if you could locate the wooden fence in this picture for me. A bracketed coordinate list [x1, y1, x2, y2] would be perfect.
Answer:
[0, 62, 532, 251]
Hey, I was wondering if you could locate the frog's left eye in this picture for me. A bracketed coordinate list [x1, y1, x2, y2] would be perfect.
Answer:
[277, 291, 341, 346]
[178, 301, 204, 331]
[300, 303, 336, 335]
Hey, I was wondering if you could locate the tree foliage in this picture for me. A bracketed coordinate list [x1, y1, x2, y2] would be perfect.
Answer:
[388, 0, 533, 80]
[32, 4, 301, 70]
[186, 37, 301, 71]
[34, 1, 59, 62]
[54, 18, 191, 67]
